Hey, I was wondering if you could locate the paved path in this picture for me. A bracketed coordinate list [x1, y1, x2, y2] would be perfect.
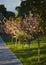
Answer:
[0, 37, 23, 65]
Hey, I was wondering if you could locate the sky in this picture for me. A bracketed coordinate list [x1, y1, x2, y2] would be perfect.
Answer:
[0, 0, 21, 12]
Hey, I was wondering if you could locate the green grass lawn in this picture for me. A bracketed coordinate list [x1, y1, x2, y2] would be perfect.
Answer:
[1, 34, 46, 65]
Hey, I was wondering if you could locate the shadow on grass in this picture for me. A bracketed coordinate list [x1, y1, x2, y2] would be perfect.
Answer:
[10, 46, 46, 65]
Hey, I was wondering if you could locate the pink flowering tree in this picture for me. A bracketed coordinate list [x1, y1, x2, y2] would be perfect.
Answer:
[3, 18, 21, 43]
[20, 11, 42, 62]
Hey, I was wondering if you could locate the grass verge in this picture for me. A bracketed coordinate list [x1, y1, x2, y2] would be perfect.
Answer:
[1, 34, 46, 65]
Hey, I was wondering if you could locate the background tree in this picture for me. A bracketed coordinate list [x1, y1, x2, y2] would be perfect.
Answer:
[5, 11, 15, 20]
[16, 0, 46, 35]
[0, 4, 15, 20]
[0, 5, 7, 17]
[16, 0, 46, 19]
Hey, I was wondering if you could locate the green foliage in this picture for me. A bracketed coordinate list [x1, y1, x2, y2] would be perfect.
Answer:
[16, 0, 46, 18]
[5, 11, 15, 20]
[0, 5, 7, 17]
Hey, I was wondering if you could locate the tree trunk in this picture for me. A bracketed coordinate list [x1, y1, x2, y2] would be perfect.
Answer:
[16, 37, 18, 44]
[22, 42, 24, 49]
[19, 38, 20, 45]
[12, 35, 13, 43]
[38, 37, 40, 63]
[28, 44, 30, 54]
[28, 41, 30, 55]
